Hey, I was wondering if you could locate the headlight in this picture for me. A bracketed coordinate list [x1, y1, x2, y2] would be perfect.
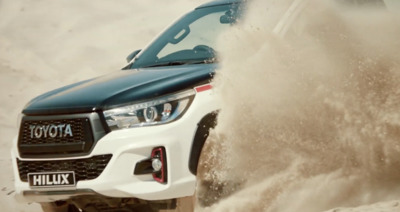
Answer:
[103, 89, 195, 130]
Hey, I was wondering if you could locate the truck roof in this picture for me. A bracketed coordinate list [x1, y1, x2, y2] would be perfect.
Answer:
[196, 0, 242, 9]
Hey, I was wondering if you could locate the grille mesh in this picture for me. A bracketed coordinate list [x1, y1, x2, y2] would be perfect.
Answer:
[18, 118, 95, 157]
[17, 154, 112, 182]
[19, 118, 90, 145]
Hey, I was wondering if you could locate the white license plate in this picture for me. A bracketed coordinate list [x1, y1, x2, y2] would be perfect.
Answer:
[28, 171, 76, 188]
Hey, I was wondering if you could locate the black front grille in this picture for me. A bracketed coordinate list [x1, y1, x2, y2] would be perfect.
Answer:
[19, 118, 92, 145]
[18, 117, 95, 157]
[17, 154, 112, 182]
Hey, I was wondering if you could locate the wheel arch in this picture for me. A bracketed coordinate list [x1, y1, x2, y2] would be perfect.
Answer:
[188, 111, 218, 175]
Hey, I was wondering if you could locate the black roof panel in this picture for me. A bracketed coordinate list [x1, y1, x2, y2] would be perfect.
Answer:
[196, 0, 242, 9]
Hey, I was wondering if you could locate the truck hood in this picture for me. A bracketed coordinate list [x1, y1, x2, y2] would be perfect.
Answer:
[23, 64, 215, 115]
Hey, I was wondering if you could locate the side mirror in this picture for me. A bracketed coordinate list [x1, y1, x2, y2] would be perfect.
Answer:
[126, 49, 141, 63]
[220, 10, 237, 24]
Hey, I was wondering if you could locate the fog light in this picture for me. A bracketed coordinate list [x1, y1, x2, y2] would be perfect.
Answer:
[151, 147, 167, 183]
[133, 147, 167, 184]
[152, 158, 162, 172]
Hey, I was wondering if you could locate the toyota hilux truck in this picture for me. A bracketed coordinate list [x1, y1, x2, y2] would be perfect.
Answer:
[13, 0, 391, 211]
[11, 0, 242, 211]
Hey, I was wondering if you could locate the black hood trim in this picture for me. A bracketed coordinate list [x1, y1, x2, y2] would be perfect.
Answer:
[23, 64, 216, 116]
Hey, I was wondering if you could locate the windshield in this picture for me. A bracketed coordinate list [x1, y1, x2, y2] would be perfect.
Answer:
[127, 3, 241, 69]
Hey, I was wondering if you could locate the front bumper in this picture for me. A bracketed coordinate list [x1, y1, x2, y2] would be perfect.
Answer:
[11, 89, 217, 203]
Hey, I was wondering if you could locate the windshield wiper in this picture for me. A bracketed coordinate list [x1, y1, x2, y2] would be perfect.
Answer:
[143, 59, 216, 68]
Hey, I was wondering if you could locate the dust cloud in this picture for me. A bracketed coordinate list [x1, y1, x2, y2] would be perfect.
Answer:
[196, 0, 400, 211]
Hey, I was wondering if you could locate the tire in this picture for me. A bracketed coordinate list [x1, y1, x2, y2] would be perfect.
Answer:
[195, 133, 226, 207]
[41, 201, 80, 212]
[195, 133, 243, 207]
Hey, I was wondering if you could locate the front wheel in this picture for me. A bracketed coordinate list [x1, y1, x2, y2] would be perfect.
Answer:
[41, 201, 80, 212]
[195, 133, 244, 207]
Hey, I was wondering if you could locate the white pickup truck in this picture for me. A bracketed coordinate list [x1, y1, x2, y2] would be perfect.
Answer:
[12, 0, 394, 211]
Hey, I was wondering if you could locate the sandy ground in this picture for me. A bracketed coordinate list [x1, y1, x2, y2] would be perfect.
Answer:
[1, 0, 400, 212]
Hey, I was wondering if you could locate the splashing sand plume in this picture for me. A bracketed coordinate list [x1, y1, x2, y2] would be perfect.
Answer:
[196, 0, 400, 211]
